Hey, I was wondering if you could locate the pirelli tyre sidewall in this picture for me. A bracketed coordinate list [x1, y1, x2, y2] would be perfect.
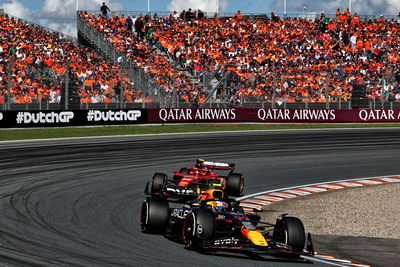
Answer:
[140, 197, 169, 234]
[226, 173, 244, 197]
[182, 209, 215, 250]
[273, 216, 305, 253]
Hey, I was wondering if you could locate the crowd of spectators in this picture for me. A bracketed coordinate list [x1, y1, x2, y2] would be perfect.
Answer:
[2, 8, 399, 106]
[157, 9, 399, 103]
[81, 8, 399, 104]
[80, 11, 208, 105]
[0, 13, 137, 105]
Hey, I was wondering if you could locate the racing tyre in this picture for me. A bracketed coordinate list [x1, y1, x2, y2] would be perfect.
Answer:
[140, 197, 169, 234]
[273, 216, 305, 252]
[225, 173, 244, 196]
[151, 172, 167, 193]
[182, 209, 215, 250]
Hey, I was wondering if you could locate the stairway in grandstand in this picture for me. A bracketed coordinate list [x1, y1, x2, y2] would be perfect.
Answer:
[154, 38, 203, 88]
[76, 14, 163, 104]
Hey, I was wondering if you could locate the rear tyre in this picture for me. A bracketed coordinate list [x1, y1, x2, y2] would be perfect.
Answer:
[225, 173, 244, 196]
[182, 209, 215, 250]
[140, 197, 169, 234]
[273, 216, 305, 252]
[151, 172, 167, 193]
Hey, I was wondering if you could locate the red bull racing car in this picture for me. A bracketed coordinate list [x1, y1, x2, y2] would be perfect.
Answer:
[140, 189, 311, 258]
[144, 159, 244, 201]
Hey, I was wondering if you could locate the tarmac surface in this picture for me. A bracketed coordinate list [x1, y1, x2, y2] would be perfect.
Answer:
[0, 128, 399, 266]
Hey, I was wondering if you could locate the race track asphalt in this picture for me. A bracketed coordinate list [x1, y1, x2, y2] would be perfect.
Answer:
[0, 128, 399, 267]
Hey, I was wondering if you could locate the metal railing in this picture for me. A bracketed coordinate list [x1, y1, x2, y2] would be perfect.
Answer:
[4, 99, 400, 110]
[81, 9, 400, 21]
[0, 11, 76, 41]
[77, 14, 163, 105]
[4, 60, 396, 110]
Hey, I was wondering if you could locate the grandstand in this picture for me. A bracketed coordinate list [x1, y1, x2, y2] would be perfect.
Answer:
[1, 9, 399, 110]
[0, 12, 146, 110]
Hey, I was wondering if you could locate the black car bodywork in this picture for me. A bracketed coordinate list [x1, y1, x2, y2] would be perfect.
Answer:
[140, 195, 312, 259]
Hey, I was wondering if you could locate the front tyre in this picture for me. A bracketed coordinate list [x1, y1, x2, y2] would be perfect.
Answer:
[182, 209, 215, 250]
[151, 172, 167, 193]
[140, 197, 169, 234]
[273, 216, 305, 252]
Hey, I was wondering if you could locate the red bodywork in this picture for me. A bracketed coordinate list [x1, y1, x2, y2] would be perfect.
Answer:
[173, 168, 224, 188]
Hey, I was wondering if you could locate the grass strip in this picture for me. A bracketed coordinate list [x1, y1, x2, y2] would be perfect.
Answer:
[0, 123, 399, 141]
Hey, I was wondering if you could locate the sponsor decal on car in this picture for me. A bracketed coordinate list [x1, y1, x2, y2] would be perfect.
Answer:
[214, 238, 239, 245]
[170, 209, 190, 219]
[166, 187, 195, 196]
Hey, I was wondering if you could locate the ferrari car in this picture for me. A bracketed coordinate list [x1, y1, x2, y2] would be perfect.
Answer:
[144, 159, 244, 202]
[140, 189, 310, 258]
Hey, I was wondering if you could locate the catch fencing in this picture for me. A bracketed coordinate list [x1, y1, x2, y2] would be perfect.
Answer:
[83, 10, 400, 21]
[2, 56, 399, 110]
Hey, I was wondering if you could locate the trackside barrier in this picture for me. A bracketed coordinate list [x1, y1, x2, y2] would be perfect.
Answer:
[1, 108, 400, 128]
[0, 110, 146, 128]
[148, 108, 400, 123]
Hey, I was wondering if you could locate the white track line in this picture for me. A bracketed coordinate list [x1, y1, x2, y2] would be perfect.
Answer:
[237, 174, 400, 201]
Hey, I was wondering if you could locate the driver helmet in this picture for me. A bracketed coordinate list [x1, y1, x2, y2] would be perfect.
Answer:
[195, 158, 206, 168]
[207, 200, 229, 212]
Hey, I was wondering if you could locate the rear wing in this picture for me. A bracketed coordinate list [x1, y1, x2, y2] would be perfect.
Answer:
[202, 160, 235, 170]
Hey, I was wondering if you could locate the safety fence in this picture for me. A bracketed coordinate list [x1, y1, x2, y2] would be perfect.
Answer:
[3, 100, 400, 111]
[3, 58, 397, 109]
[83, 10, 400, 21]
[1, 108, 400, 128]
[3, 99, 400, 111]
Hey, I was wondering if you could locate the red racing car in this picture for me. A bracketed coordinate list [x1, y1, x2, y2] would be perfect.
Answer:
[144, 159, 244, 201]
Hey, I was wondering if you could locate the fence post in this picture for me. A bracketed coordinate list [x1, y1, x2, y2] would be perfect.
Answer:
[272, 67, 277, 109]
[7, 58, 14, 111]
[64, 61, 71, 110]
[325, 72, 330, 110]
[173, 69, 177, 108]
[119, 59, 126, 109]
